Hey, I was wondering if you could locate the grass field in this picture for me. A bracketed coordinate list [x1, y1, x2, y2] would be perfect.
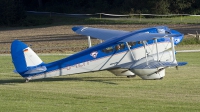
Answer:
[0, 22, 200, 111]
[0, 52, 200, 112]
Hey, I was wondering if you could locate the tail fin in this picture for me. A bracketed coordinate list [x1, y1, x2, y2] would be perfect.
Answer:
[11, 40, 46, 77]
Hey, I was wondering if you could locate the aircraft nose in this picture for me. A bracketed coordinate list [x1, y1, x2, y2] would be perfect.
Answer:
[170, 29, 184, 45]
[174, 34, 183, 45]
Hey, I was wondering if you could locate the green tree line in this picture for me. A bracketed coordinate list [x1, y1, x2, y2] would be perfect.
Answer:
[1, 0, 200, 26]
[26, 0, 199, 14]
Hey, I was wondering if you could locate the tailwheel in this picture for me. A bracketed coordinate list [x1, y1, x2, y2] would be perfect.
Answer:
[25, 79, 29, 83]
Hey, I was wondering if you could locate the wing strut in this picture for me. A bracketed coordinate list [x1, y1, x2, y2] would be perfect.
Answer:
[125, 42, 135, 61]
[142, 41, 149, 65]
[87, 36, 92, 48]
[170, 37, 176, 62]
[99, 39, 103, 43]
[154, 38, 159, 61]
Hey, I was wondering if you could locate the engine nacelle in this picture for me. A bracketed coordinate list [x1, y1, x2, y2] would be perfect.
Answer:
[130, 68, 165, 80]
[128, 50, 172, 80]
[108, 68, 136, 77]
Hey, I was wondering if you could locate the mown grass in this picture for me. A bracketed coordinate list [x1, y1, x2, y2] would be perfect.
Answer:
[179, 35, 200, 45]
[176, 44, 200, 50]
[176, 35, 200, 50]
[0, 52, 200, 112]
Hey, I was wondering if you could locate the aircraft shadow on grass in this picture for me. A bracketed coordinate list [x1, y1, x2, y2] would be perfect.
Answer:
[0, 77, 122, 85]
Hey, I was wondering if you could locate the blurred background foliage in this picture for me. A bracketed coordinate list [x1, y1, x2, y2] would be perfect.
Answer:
[0, 0, 200, 26]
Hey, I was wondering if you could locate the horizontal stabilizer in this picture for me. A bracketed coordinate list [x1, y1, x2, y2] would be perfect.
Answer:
[24, 66, 47, 74]
[177, 62, 188, 66]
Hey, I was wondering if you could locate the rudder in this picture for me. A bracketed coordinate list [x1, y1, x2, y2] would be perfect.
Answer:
[11, 40, 45, 77]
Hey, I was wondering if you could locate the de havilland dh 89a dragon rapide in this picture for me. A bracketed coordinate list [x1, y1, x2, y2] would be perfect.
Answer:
[11, 26, 187, 82]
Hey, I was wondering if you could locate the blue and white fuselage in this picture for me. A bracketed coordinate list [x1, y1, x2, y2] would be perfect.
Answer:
[11, 26, 186, 81]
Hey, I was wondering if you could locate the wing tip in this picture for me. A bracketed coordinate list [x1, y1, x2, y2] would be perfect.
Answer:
[11, 40, 28, 54]
[72, 26, 83, 32]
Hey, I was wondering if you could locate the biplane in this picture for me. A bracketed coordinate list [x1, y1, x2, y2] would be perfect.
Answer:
[11, 26, 187, 82]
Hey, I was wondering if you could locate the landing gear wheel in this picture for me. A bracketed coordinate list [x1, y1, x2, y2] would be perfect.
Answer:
[154, 77, 163, 80]
[127, 75, 136, 78]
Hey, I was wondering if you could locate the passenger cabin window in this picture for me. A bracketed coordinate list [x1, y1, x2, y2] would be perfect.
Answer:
[128, 42, 136, 47]
[102, 43, 126, 53]
[102, 46, 113, 53]
[115, 45, 120, 50]
[115, 43, 125, 51]
[119, 43, 125, 49]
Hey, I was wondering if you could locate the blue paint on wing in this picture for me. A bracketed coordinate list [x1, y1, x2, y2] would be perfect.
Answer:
[72, 26, 128, 40]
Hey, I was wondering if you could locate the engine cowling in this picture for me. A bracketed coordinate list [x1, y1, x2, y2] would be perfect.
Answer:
[129, 50, 173, 80]
[130, 68, 165, 80]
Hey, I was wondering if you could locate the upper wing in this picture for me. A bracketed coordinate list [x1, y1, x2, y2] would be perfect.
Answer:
[72, 26, 182, 42]
[72, 26, 128, 40]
